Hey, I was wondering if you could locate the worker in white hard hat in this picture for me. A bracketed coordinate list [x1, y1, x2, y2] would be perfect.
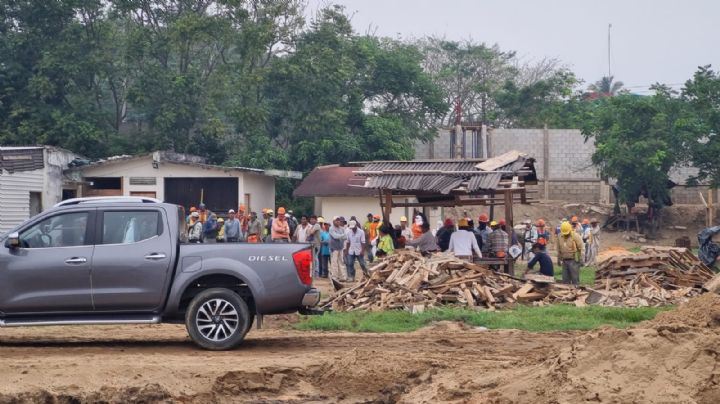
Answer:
[399, 215, 412, 241]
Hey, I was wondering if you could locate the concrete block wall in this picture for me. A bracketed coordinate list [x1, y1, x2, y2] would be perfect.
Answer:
[488, 129, 545, 177]
[545, 181, 602, 202]
[413, 128, 709, 205]
[671, 186, 711, 205]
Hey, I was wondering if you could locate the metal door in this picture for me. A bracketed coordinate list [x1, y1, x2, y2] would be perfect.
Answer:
[0, 210, 95, 314]
[90, 209, 172, 311]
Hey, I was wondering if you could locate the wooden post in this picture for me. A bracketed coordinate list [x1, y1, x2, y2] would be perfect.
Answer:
[383, 190, 393, 222]
[504, 190, 514, 228]
[709, 189, 714, 226]
[543, 124, 550, 200]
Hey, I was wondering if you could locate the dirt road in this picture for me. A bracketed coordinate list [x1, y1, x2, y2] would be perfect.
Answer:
[2, 294, 719, 403]
[0, 320, 571, 403]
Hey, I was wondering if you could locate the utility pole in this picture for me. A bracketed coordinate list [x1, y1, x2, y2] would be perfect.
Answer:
[607, 23, 612, 78]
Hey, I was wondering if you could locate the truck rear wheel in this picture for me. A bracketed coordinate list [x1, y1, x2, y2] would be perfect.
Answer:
[185, 288, 250, 350]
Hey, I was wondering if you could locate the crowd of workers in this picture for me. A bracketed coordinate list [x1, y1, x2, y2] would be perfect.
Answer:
[184, 203, 601, 286]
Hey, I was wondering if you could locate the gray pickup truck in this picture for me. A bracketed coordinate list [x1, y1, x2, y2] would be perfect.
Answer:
[0, 197, 320, 350]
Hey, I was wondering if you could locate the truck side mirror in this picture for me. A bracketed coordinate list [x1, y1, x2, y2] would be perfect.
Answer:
[5, 232, 20, 249]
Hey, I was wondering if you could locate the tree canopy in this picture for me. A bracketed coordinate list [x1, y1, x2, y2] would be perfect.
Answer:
[1, 1, 719, 211]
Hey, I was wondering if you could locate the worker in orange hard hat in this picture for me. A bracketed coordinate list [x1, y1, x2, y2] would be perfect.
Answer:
[236, 204, 248, 236]
[570, 216, 582, 234]
[271, 207, 290, 242]
[186, 206, 197, 225]
[475, 213, 492, 254]
[536, 218, 550, 246]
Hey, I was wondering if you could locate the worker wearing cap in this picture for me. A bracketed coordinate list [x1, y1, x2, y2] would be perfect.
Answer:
[488, 220, 509, 261]
[586, 218, 601, 266]
[188, 211, 203, 243]
[216, 218, 226, 242]
[344, 220, 368, 281]
[448, 218, 482, 261]
[399, 216, 412, 241]
[271, 207, 291, 242]
[198, 203, 211, 224]
[262, 209, 273, 242]
[557, 221, 584, 285]
[527, 242, 554, 277]
[521, 219, 538, 261]
[318, 218, 331, 278]
[224, 209, 241, 242]
[202, 213, 219, 243]
[246, 211, 263, 243]
[329, 216, 348, 281]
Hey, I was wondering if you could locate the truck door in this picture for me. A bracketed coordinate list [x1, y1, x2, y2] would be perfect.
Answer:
[0, 210, 95, 314]
[90, 209, 172, 311]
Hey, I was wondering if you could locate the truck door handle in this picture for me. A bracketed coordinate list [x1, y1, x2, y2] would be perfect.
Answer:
[144, 253, 167, 260]
[65, 257, 87, 265]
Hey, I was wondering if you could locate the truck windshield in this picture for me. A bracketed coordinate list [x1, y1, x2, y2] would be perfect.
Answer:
[177, 206, 189, 243]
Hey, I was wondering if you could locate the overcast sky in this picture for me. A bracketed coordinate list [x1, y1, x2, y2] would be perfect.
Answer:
[306, 0, 720, 93]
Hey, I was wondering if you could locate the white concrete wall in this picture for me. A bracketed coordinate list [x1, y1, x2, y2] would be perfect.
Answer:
[0, 169, 44, 233]
[316, 196, 441, 228]
[242, 173, 275, 214]
[44, 148, 79, 208]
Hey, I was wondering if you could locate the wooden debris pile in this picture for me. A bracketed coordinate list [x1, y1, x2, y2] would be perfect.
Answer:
[591, 246, 715, 307]
[323, 250, 585, 312]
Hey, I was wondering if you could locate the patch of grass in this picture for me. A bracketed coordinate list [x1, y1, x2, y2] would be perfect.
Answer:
[297, 305, 666, 333]
[628, 246, 642, 253]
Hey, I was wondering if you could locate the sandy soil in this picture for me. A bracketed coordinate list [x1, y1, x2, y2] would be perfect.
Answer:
[2, 294, 719, 403]
[0, 320, 573, 403]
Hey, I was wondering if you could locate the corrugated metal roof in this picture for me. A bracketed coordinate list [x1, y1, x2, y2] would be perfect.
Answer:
[0, 148, 44, 173]
[294, 166, 377, 197]
[355, 156, 534, 194]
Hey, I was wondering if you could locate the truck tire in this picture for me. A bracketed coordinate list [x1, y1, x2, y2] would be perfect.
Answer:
[185, 288, 251, 350]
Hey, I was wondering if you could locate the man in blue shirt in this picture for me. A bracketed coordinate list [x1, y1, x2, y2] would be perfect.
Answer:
[224, 209, 242, 242]
[527, 242, 554, 277]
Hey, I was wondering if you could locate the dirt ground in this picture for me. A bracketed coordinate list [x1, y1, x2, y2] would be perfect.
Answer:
[1, 294, 719, 403]
[0, 202, 717, 403]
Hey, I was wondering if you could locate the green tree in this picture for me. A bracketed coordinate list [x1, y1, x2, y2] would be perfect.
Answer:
[495, 69, 583, 128]
[683, 65, 720, 186]
[587, 75, 624, 98]
[266, 6, 446, 172]
[582, 87, 694, 218]
[0, 0, 111, 157]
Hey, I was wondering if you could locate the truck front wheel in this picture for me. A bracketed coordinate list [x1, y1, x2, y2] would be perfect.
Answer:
[185, 288, 251, 350]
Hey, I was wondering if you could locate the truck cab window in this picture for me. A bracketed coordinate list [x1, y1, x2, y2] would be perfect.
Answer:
[102, 211, 161, 244]
[19, 212, 89, 248]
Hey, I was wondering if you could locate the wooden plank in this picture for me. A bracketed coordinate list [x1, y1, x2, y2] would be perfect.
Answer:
[512, 283, 534, 300]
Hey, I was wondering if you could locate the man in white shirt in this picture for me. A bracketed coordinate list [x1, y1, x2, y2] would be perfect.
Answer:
[293, 215, 311, 243]
[448, 218, 482, 261]
[344, 220, 368, 281]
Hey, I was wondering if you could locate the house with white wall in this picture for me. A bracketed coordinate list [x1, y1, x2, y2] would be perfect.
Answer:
[0, 146, 80, 232]
[293, 165, 442, 226]
[65, 151, 300, 215]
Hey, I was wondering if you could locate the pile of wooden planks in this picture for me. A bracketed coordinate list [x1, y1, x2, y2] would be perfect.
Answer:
[591, 246, 715, 307]
[323, 250, 586, 312]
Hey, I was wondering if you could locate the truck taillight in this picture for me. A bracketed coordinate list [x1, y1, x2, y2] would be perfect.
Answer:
[293, 249, 313, 286]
